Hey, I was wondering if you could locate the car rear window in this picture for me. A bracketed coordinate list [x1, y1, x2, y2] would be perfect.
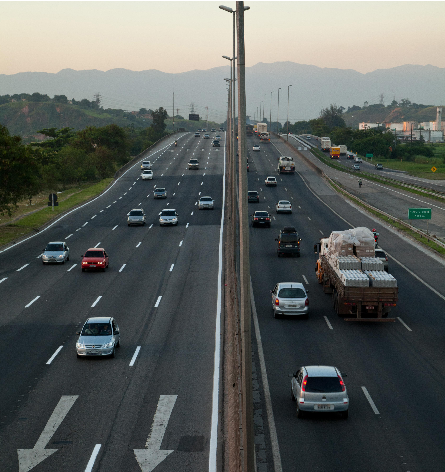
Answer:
[305, 376, 343, 393]
[84, 251, 104, 258]
[248, 192, 258, 196]
[280, 234, 299, 243]
[278, 288, 306, 298]
[279, 201, 290, 205]
[255, 212, 269, 217]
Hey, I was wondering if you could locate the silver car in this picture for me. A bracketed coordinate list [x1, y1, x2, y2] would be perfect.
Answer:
[141, 160, 151, 169]
[127, 209, 146, 226]
[265, 176, 277, 186]
[141, 169, 153, 180]
[188, 159, 199, 169]
[42, 241, 70, 264]
[276, 200, 292, 213]
[159, 209, 178, 226]
[154, 188, 167, 199]
[271, 282, 309, 318]
[291, 365, 349, 418]
[198, 196, 214, 210]
[76, 317, 120, 358]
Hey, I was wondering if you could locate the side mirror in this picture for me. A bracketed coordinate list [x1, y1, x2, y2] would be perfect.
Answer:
[76, 331, 80, 335]
[314, 243, 320, 254]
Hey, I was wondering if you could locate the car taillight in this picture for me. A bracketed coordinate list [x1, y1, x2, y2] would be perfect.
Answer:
[275, 298, 279, 306]
[254, 218, 258, 221]
[305, 298, 309, 306]
[338, 375, 346, 392]
[301, 375, 308, 392]
[266, 218, 270, 221]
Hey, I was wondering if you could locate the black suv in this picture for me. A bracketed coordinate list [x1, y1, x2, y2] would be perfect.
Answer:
[248, 191, 259, 203]
[276, 226, 301, 257]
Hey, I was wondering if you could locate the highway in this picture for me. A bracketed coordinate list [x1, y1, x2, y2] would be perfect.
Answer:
[0, 134, 224, 471]
[248, 135, 445, 472]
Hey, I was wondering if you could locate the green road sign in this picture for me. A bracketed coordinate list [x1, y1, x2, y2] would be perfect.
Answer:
[366, 153, 373, 158]
[408, 208, 431, 219]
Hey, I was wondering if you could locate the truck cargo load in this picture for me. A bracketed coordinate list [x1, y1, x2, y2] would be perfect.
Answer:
[257, 123, 267, 136]
[320, 137, 331, 152]
[339, 144, 347, 155]
[330, 146, 341, 159]
[278, 156, 295, 173]
[315, 227, 398, 321]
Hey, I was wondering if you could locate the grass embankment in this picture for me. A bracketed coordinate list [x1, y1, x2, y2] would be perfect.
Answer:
[0, 179, 113, 247]
[328, 180, 445, 256]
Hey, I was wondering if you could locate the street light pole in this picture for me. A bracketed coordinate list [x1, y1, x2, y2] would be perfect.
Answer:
[277, 87, 281, 133]
[270, 91, 272, 133]
[287, 84, 292, 141]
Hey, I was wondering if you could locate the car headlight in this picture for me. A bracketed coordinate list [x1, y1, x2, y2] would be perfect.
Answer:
[76, 342, 85, 349]
[103, 341, 114, 348]
[42, 255, 48, 259]
[57, 255, 64, 259]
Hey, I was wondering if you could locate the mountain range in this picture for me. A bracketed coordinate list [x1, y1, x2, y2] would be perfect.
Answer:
[1, 62, 444, 121]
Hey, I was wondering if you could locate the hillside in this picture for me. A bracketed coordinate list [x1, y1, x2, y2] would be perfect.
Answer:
[0, 100, 149, 142]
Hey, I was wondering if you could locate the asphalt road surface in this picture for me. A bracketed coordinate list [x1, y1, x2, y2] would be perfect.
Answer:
[248, 135, 445, 472]
[0, 133, 224, 472]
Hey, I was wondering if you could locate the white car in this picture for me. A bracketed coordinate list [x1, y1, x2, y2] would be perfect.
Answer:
[271, 282, 309, 318]
[253, 145, 260, 152]
[265, 176, 277, 186]
[352, 164, 360, 171]
[276, 200, 292, 213]
[141, 160, 151, 169]
[291, 365, 349, 419]
[141, 170, 153, 180]
[159, 209, 178, 226]
[198, 196, 214, 210]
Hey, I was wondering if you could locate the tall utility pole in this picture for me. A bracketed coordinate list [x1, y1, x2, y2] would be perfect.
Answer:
[270, 91, 272, 132]
[277, 87, 281, 133]
[172, 92, 175, 131]
[237, 2, 254, 471]
[287, 84, 292, 141]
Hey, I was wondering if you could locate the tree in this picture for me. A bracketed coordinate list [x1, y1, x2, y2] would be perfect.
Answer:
[151, 107, 168, 135]
[320, 104, 346, 130]
[53, 95, 68, 104]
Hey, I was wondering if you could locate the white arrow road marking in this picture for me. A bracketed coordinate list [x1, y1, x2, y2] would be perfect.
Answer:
[17, 395, 78, 472]
[134, 395, 177, 472]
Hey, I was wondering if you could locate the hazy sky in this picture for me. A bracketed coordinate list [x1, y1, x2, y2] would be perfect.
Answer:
[1, 1, 445, 76]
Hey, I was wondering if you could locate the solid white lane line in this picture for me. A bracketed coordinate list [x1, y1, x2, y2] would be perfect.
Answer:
[94, 242, 101, 248]
[91, 296, 102, 307]
[112, 225, 118, 230]
[46, 346, 63, 365]
[17, 264, 29, 271]
[169, 264, 174, 272]
[25, 296, 40, 308]
[179, 240, 183, 247]
[85, 444, 101, 472]
[91, 215, 96, 219]
[129, 346, 141, 367]
[67, 264, 77, 271]
[361, 386, 380, 414]
[397, 317, 412, 332]
[154, 296, 162, 307]
[0, 277, 7, 284]
[302, 275, 309, 284]
[186, 223, 189, 228]
[65, 234, 73, 239]
[119, 264, 126, 273]
[82, 222, 88, 227]
[324, 316, 333, 330]
[136, 242, 141, 248]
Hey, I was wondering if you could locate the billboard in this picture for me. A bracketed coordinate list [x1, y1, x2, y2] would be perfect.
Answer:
[189, 114, 200, 121]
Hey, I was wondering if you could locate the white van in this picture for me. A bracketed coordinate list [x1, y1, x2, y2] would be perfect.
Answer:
[354, 156, 362, 163]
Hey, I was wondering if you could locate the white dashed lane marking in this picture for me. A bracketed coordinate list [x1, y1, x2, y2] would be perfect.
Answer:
[91, 296, 102, 308]
[17, 264, 29, 271]
[169, 264, 174, 272]
[67, 264, 77, 271]
[65, 234, 73, 239]
[324, 316, 333, 330]
[154, 296, 162, 307]
[25, 296, 40, 308]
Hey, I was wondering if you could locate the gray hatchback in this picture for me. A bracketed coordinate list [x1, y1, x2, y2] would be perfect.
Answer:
[127, 209, 146, 226]
[76, 317, 120, 358]
[42, 241, 70, 264]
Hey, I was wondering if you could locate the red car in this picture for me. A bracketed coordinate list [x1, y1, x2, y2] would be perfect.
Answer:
[81, 248, 109, 272]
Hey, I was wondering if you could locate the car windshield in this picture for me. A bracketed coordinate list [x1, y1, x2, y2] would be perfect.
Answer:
[278, 288, 306, 298]
[305, 376, 343, 393]
[129, 211, 143, 216]
[255, 212, 269, 217]
[81, 323, 112, 336]
[161, 210, 176, 216]
[84, 251, 104, 258]
[143, 162, 149, 165]
[155, 188, 165, 192]
[200, 197, 212, 201]
[45, 244, 64, 251]
[190, 160, 198, 164]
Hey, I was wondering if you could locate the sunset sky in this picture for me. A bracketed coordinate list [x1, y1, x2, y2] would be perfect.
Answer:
[1, 1, 445, 76]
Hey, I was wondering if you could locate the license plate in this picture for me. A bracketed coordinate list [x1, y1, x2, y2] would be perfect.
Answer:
[88, 350, 100, 354]
[288, 304, 297, 308]
[315, 404, 333, 410]
[366, 306, 374, 309]
[286, 245, 293, 247]
[90, 264, 96, 267]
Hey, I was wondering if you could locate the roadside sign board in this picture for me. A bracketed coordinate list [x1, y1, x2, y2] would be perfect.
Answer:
[408, 208, 431, 219]
[366, 153, 373, 158]
[431, 166, 437, 173]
